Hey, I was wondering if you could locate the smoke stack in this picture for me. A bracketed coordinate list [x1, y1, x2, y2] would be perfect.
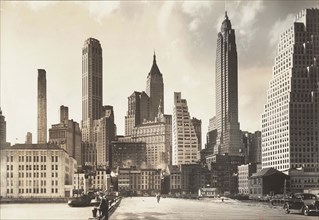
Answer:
[37, 69, 47, 144]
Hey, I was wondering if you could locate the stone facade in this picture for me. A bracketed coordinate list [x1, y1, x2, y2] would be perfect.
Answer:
[262, 9, 319, 172]
[0, 144, 76, 198]
[172, 92, 200, 165]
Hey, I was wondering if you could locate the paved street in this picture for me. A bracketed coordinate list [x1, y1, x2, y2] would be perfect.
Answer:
[110, 197, 319, 220]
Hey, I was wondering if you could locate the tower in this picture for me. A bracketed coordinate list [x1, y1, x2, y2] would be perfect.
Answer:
[0, 109, 6, 147]
[261, 9, 319, 172]
[172, 92, 200, 165]
[37, 69, 47, 144]
[146, 52, 164, 121]
[214, 12, 242, 155]
[82, 38, 103, 143]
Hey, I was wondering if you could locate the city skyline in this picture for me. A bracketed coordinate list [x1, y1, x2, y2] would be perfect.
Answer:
[1, 1, 317, 144]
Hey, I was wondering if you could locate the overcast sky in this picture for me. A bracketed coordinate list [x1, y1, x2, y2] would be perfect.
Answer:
[1, 1, 318, 145]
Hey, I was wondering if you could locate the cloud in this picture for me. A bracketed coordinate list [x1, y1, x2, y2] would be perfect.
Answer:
[269, 13, 295, 47]
[182, 1, 213, 32]
[182, 1, 212, 17]
[76, 1, 120, 23]
[22, 1, 57, 11]
[215, 1, 264, 51]
[158, 2, 176, 37]
[182, 75, 200, 89]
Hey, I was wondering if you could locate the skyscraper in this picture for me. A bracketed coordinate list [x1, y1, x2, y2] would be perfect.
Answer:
[82, 38, 103, 143]
[49, 106, 82, 167]
[146, 53, 164, 121]
[214, 12, 242, 156]
[125, 91, 149, 136]
[0, 109, 7, 147]
[262, 9, 319, 173]
[172, 92, 200, 165]
[37, 69, 47, 144]
[96, 105, 116, 167]
[125, 52, 164, 136]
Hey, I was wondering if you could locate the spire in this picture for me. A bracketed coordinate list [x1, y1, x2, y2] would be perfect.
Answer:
[148, 51, 162, 76]
[221, 11, 232, 32]
[153, 50, 156, 64]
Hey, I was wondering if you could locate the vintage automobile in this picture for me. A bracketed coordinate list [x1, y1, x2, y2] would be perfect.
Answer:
[283, 193, 319, 216]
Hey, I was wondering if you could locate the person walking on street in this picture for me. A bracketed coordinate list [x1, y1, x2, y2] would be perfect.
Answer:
[99, 196, 109, 220]
[156, 193, 161, 203]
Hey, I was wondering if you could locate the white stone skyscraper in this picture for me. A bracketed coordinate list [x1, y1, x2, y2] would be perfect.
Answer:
[214, 12, 242, 156]
[261, 9, 319, 173]
[172, 92, 200, 165]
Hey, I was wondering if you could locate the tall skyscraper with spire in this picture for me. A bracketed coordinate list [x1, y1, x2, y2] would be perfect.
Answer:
[262, 9, 319, 176]
[125, 52, 164, 136]
[146, 52, 164, 121]
[214, 12, 242, 156]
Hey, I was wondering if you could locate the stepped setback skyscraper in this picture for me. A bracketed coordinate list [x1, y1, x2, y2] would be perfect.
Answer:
[261, 9, 319, 174]
[146, 53, 164, 121]
[214, 12, 242, 156]
[172, 92, 201, 165]
[82, 38, 103, 142]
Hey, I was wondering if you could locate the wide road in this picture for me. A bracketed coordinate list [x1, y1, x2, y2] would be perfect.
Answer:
[110, 197, 319, 220]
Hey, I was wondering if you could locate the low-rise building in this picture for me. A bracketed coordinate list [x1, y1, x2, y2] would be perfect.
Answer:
[238, 163, 258, 195]
[285, 168, 319, 193]
[248, 167, 289, 198]
[117, 167, 161, 196]
[206, 154, 244, 195]
[0, 144, 77, 198]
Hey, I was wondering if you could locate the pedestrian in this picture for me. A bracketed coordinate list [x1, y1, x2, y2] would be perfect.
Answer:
[98, 196, 109, 220]
[156, 193, 161, 203]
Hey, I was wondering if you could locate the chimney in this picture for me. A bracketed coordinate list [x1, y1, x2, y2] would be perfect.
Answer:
[37, 69, 47, 144]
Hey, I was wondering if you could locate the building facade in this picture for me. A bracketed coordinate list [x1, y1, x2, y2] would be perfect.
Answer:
[249, 168, 289, 198]
[117, 167, 161, 196]
[286, 168, 319, 193]
[110, 141, 147, 169]
[206, 154, 244, 195]
[96, 106, 116, 167]
[49, 106, 82, 167]
[214, 12, 242, 156]
[0, 144, 77, 198]
[132, 111, 172, 169]
[238, 163, 258, 195]
[172, 92, 200, 165]
[261, 9, 319, 172]
[125, 91, 149, 136]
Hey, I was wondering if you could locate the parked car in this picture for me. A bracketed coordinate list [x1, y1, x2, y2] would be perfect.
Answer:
[283, 193, 319, 216]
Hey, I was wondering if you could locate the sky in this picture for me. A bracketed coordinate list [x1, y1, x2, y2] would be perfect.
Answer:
[1, 0, 318, 145]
